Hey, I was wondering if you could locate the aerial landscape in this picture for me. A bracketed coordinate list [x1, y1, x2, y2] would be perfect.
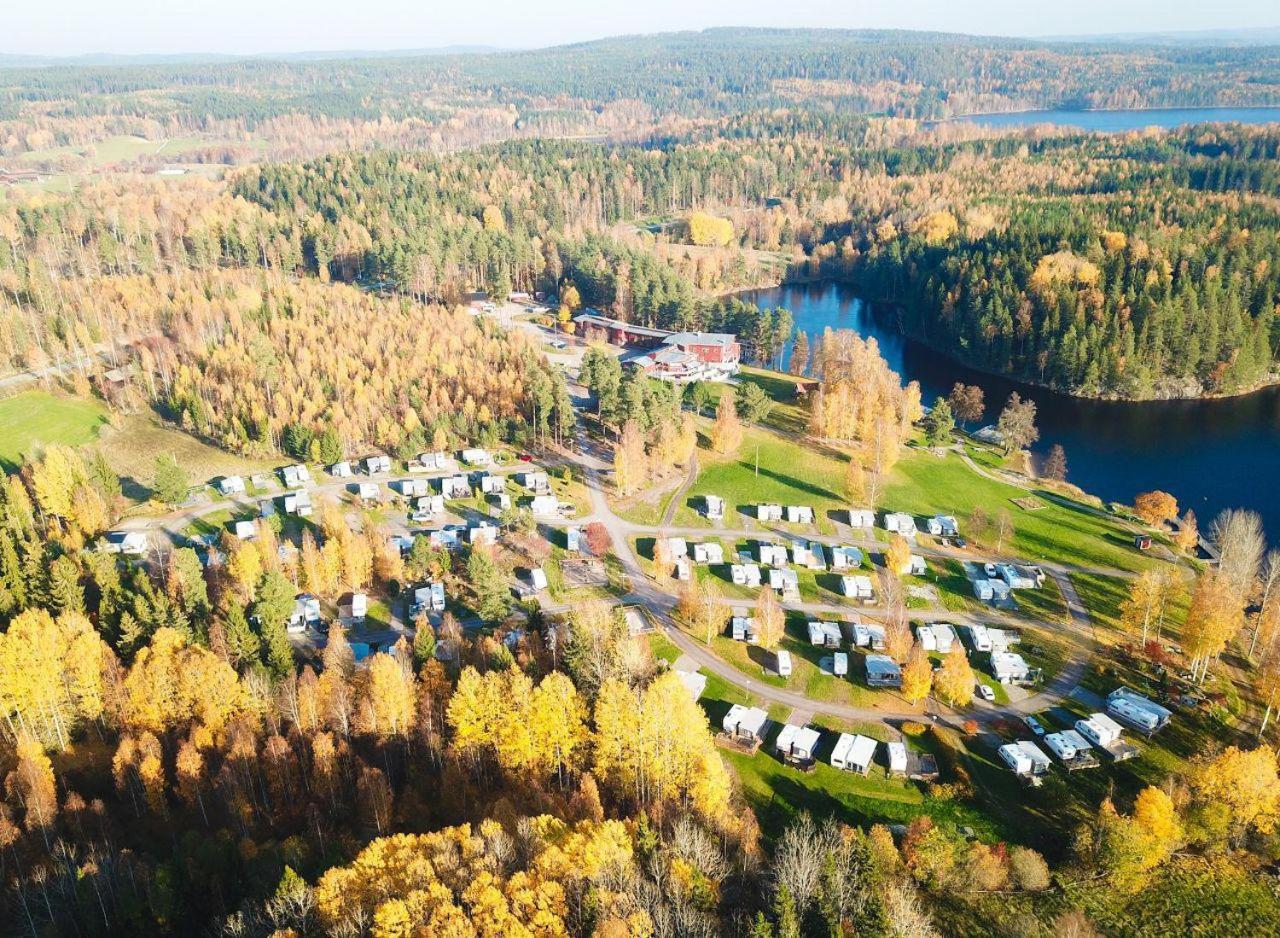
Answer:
[5, 1, 1280, 934]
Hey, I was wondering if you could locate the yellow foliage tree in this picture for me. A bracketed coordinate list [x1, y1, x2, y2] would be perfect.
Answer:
[932, 645, 974, 707]
[687, 211, 734, 247]
[901, 641, 932, 704]
[885, 534, 912, 576]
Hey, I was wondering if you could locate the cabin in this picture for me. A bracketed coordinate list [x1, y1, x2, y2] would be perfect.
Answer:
[1134, 534, 1152, 551]
[461, 448, 492, 467]
[282, 491, 313, 517]
[674, 556, 693, 581]
[528, 568, 548, 592]
[288, 594, 321, 633]
[907, 554, 927, 576]
[999, 741, 1051, 778]
[479, 474, 506, 495]
[931, 623, 958, 653]
[757, 504, 784, 522]
[832, 652, 849, 676]
[280, 464, 311, 488]
[769, 567, 800, 600]
[677, 670, 707, 702]
[830, 546, 862, 571]
[329, 461, 353, 478]
[973, 579, 995, 602]
[664, 536, 689, 559]
[991, 651, 1036, 685]
[864, 623, 887, 651]
[791, 542, 814, 568]
[926, 515, 960, 538]
[722, 705, 769, 743]
[704, 495, 724, 520]
[786, 505, 815, 524]
[730, 564, 748, 585]
[775, 650, 793, 677]
[851, 621, 871, 648]
[339, 592, 368, 624]
[729, 615, 756, 642]
[742, 563, 762, 587]
[233, 520, 257, 540]
[397, 478, 432, 498]
[515, 470, 550, 493]
[840, 575, 875, 603]
[865, 654, 902, 688]
[845, 508, 876, 529]
[1106, 688, 1171, 734]
[530, 495, 560, 517]
[417, 451, 451, 471]
[468, 522, 497, 546]
[831, 733, 878, 774]
[775, 724, 821, 765]
[756, 541, 788, 566]
[440, 475, 472, 499]
[883, 512, 917, 540]
[411, 494, 445, 519]
[998, 563, 1044, 590]
[429, 528, 461, 550]
[566, 527, 581, 553]
[357, 482, 380, 503]
[103, 531, 148, 555]
[693, 542, 725, 564]
[364, 455, 392, 475]
[915, 624, 937, 652]
[807, 620, 843, 648]
[217, 476, 246, 496]
[411, 582, 447, 616]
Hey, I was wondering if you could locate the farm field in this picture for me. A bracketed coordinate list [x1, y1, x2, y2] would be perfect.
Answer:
[0, 390, 109, 468]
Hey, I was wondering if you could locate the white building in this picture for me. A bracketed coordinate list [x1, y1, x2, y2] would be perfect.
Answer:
[908, 554, 928, 576]
[530, 494, 560, 517]
[233, 520, 257, 540]
[775, 724, 821, 763]
[831, 733, 878, 774]
[364, 455, 392, 474]
[516, 470, 550, 493]
[461, 448, 492, 466]
[693, 542, 725, 564]
[769, 567, 800, 600]
[339, 592, 368, 624]
[786, 505, 815, 524]
[729, 615, 756, 642]
[991, 651, 1035, 685]
[469, 522, 497, 546]
[479, 474, 506, 495]
[218, 475, 246, 496]
[417, 451, 451, 471]
[742, 563, 762, 588]
[851, 621, 871, 648]
[674, 556, 693, 581]
[830, 546, 862, 571]
[915, 624, 937, 652]
[926, 515, 959, 538]
[865, 622, 887, 651]
[997, 563, 1039, 590]
[887, 741, 908, 775]
[288, 594, 321, 633]
[807, 620, 843, 648]
[528, 567, 548, 591]
[775, 649, 792, 676]
[865, 654, 901, 687]
[566, 527, 581, 553]
[283, 491, 313, 517]
[357, 482, 380, 502]
[677, 669, 707, 702]
[412, 494, 445, 518]
[666, 537, 689, 558]
[883, 512, 917, 540]
[329, 461, 353, 478]
[722, 705, 769, 742]
[704, 495, 724, 520]
[832, 651, 849, 676]
[999, 740, 1051, 778]
[103, 531, 148, 555]
[440, 475, 472, 499]
[1075, 713, 1124, 748]
[429, 528, 460, 550]
[840, 574, 875, 603]
[730, 564, 748, 585]
[281, 464, 311, 488]
[1045, 730, 1093, 762]
[756, 541, 788, 566]
[965, 624, 993, 652]
[756, 504, 783, 522]
[845, 508, 876, 529]
[398, 478, 432, 498]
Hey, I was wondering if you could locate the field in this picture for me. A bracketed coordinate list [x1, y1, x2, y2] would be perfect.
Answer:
[0, 391, 109, 468]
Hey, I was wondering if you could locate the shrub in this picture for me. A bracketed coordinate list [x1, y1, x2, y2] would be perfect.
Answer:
[901, 721, 927, 737]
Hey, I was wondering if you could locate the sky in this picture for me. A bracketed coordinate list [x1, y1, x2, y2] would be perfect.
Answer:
[5, 0, 1279, 57]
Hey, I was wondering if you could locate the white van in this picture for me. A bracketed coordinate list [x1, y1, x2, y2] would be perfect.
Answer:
[776, 650, 793, 677]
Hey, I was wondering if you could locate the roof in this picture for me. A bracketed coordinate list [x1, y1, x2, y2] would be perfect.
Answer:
[724, 704, 769, 735]
[665, 331, 737, 348]
[848, 734, 878, 766]
[777, 723, 821, 755]
[676, 670, 707, 701]
[573, 311, 672, 339]
[865, 654, 900, 677]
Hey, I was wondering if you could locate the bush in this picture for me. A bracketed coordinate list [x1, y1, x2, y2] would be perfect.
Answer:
[1008, 846, 1050, 890]
[901, 721, 927, 737]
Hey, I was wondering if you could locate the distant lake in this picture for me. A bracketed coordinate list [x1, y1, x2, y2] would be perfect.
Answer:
[938, 106, 1280, 132]
[746, 282, 1280, 538]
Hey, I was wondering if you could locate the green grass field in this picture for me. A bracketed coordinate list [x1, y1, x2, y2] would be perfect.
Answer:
[0, 391, 109, 468]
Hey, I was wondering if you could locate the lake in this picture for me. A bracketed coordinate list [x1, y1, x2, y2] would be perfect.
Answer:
[746, 282, 1280, 536]
[938, 106, 1280, 132]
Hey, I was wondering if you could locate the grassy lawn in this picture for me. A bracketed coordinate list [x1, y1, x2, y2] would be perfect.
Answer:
[699, 366, 811, 436]
[883, 447, 1155, 574]
[684, 426, 849, 533]
[0, 391, 109, 468]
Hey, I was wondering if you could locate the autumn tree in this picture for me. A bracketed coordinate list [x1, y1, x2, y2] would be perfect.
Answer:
[947, 383, 984, 429]
[755, 586, 785, 650]
[843, 456, 867, 507]
[1174, 509, 1199, 554]
[901, 642, 932, 704]
[1133, 490, 1178, 527]
[1212, 508, 1265, 603]
[789, 332, 810, 376]
[1042, 444, 1067, 482]
[613, 419, 648, 496]
[885, 535, 912, 577]
[932, 645, 974, 707]
[995, 393, 1038, 455]
[1119, 568, 1182, 645]
[711, 387, 743, 455]
[1182, 570, 1243, 683]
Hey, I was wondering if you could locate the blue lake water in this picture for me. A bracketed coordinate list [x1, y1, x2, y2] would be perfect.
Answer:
[746, 282, 1280, 537]
[938, 106, 1280, 132]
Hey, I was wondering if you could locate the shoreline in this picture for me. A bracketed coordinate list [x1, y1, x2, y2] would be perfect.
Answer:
[740, 278, 1280, 406]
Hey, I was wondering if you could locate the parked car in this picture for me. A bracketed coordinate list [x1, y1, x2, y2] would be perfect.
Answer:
[976, 683, 995, 702]
[517, 452, 534, 462]
[952, 536, 968, 549]
[983, 562, 998, 578]
[1023, 715, 1046, 736]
